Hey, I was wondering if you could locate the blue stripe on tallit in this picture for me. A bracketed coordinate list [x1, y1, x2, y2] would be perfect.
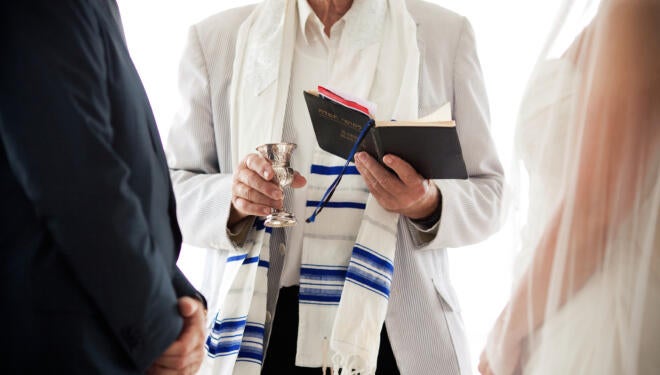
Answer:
[236, 322, 265, 365]
[206, 316, 248, 357]
[211, 317, 247, 333]
[206, 341, 242, 357]
[237, 346, 263, 362]
[243, 323, 265, 338]
[349, 260, 392, 283]
[299, 266, 347, 281]
[346, 267, 390, 298]
[345, 244, 394, 299]
[243, 256, 259, 265]
[206, 319, 266, 360]
[227, 254, 260, 265]
[352, 245, 394, 278]
[299, 286, 343, 304]
[306, 200, 366, 210]
[299, 264, 348, 305]
[227, 254, 247, 262]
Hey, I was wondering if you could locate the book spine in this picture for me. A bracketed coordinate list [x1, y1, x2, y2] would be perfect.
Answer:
[370, 128, 384, 162]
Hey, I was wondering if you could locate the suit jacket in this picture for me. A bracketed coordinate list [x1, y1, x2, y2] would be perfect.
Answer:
[0, 1, 201, 373]
[167, 1, 504, 373]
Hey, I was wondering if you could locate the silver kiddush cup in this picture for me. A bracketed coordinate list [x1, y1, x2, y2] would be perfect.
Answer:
[256, 142, 297, 227]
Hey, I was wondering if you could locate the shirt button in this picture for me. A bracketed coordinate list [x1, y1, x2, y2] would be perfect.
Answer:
[278, 243, 286, 256]
[265, 311, 273, 323]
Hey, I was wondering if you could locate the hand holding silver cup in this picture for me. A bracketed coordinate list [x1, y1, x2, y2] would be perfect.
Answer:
[256, 142, 297, 227]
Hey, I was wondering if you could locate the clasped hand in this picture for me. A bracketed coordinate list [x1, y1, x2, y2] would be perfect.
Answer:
[147, 297, 206, 375]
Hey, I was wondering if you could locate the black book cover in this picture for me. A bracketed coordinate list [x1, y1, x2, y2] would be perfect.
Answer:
[303, 91, 468, 179]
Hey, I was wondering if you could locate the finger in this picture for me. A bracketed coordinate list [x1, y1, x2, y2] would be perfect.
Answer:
[235, 168, 283, 201]
[355, 155, 395, 200]
[290, 171, 307, 188]
[159, 317, 205, 359]
[181, 305, 207, 347]
[356, 152, 404, 193]
[158, 334, 204, 365]
[240, 153, 274, 181]
[232, 196, 277, 217]
[155, 345, 204, 371]
[159, 340, 187, 358]
[147, 364, 179, 375]
[478, 360, 488, 374]
[232, 181, 283, 209]
[382, 154, 424, 187]
[355, 152, 401, 196]
[185, 360, 204, 375]
[153, 357, 187, 371]
[177, 297, 200, 318]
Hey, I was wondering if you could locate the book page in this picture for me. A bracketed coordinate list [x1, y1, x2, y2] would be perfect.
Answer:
[375, 102, 454, 127]
[418, 101, 452, 122]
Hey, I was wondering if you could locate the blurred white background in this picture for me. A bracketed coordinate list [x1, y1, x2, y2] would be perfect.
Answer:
[117, 1, 561, 372]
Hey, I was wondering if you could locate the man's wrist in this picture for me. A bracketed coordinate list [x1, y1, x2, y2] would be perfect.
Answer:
[410, 188, 442, 229]
[228, 204, 249, 227]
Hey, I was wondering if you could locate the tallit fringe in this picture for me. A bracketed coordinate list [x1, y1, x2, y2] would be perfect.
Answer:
[331, 353, 375, 375]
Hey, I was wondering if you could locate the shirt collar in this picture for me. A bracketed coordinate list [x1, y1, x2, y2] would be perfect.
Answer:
[296, 0, 385, 47]
[296, 0, 316, 45]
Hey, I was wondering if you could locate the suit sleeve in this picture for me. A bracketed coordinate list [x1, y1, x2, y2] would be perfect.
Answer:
[173, 267, 208, 308]
[416, 17, 504, 249]
[0, 2, 181, 370]
[166, 25, 237, 251]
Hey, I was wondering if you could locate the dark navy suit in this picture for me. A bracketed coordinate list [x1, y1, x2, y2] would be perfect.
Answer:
[0, 1, 202, 373]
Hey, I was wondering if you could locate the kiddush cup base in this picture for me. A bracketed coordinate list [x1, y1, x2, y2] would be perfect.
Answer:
[265, 211, 297, 227]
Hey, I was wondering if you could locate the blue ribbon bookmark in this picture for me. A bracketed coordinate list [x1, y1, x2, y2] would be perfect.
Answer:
[306, 119, 375, 223]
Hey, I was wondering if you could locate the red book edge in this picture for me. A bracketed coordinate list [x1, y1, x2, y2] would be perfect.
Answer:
[317, 86, 372, 117]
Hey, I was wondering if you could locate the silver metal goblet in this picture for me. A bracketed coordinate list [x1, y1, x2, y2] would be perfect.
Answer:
[256, 142, 297, 227]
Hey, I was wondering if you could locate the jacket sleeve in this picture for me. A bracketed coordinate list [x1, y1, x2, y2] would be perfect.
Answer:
[166, 25, 237, 252]
[0, 2, 181, 370]
[416, 17, 504, 249]
[173, 266, 208, 308]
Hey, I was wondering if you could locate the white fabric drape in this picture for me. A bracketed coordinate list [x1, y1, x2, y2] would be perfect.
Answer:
[486, 0, 660, 374]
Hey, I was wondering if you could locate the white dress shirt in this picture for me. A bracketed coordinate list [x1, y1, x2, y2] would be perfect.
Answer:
[280, 0, 384, 286]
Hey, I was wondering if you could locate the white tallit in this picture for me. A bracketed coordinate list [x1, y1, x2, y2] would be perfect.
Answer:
[200, 1, 419, 373]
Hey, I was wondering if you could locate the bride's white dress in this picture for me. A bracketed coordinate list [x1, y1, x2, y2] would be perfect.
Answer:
[515, 59, 660, 375]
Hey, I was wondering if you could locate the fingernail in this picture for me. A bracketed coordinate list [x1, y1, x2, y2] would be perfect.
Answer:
[355, 152, 364, 162]
[263, 170, 271, 179]
[384, 155, 393, 165]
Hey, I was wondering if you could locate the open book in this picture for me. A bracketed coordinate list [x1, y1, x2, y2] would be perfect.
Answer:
[303, 87, 468, 179]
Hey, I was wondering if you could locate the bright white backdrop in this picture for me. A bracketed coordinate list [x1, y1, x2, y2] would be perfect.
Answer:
[117, 1, 561, 372]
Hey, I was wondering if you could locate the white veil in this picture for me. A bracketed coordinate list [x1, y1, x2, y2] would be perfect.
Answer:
[483, 0, 660, 374]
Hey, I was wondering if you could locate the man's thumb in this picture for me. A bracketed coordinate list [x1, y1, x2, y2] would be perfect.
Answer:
[178, 296, 199, 317]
